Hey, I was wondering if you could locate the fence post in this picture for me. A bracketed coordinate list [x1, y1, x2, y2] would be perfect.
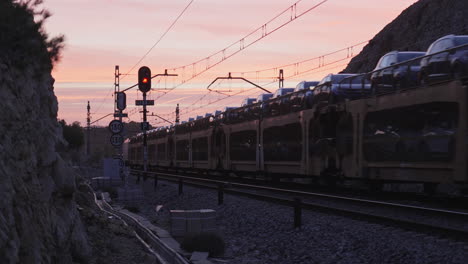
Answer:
[294, 198, 302, 228]
[218, 184, 224, 205]
[178, 178, 183, 195]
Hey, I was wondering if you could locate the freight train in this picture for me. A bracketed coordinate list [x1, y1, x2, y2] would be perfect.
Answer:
[124, 35, 468, 194]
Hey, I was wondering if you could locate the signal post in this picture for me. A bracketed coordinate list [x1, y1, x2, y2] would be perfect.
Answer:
[137, 66, 153, 176]
[109, 66, 128, 185]
[136, 67, 178, 177]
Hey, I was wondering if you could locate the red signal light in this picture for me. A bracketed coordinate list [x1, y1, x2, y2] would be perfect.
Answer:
[138, 66, 151, 93]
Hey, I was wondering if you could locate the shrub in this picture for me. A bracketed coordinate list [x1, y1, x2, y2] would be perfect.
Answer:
[0, 0, 65, 71]
[181, 232, 225, 256]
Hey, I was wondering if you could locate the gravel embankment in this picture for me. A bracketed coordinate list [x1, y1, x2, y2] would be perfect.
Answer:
[74, 167, 156, 264]
[116, 176, 467, 264]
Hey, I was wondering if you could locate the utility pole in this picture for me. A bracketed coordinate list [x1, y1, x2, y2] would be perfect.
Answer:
[175, 104, 180, 125]
[279, 69, 284, 88]
[115, 65, 123, 159]
[115, 66, 120, 112]
[109, 65, 127, 184]
[115, 65, 123, 182]
[86, 101, 91, 157]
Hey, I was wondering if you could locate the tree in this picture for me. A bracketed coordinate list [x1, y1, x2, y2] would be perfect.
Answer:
[0, 0, 65, 70]
[59, 120, 84, 149]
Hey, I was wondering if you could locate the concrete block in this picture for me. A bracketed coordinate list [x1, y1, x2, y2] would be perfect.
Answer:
[170, 209, 217, 237]
[170, 210, 186, 237]
[186, 210, 202, 234]
[190, 251, 209, 261]
[200, 209, 216, 233]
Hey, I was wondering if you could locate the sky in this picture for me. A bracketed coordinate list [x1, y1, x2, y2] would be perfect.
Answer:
[43, 0, 417, 127]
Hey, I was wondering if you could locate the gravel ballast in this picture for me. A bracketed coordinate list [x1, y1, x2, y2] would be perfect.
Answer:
[118, 177, 467, 264]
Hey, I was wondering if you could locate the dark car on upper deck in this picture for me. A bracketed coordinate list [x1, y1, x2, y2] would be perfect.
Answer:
[290, 81, 319, 111]
[314, 73, 370, 104]
[370, 51, 425, 91]
[419, 34, 468, 83]
[294, 81, 319, 91]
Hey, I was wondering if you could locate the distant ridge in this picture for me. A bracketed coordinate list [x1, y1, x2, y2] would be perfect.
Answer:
[343, 0, 468, 73]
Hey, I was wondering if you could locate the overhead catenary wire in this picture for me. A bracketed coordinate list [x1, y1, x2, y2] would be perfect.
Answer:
[120, 0, 195, 81]
[132, 51, 356, 125]
[121, 0, 332, 122]
[152, 50, 380, 124]
[89, 0, 195, 121]
[163, 40, 365, 119]
[118, 0, 330, 97]
[90, 113, 113, 125]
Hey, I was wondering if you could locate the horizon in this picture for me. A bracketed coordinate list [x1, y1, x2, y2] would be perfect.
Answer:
[45, 0, 417, 126]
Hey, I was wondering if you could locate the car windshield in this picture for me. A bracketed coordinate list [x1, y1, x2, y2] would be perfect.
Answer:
[331, 74, 355, 83]
[454, 36, 468, 46]
[340, 75, 366, 85]
[397, 52, 424, 62]
[275, 88, 294, 97]
[303, 81, 318, 89]
[257, 94, 273, 102]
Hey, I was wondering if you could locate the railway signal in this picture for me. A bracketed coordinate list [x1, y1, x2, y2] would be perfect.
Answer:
[138, 66, 152, 93]
[116, 92, 126, 111]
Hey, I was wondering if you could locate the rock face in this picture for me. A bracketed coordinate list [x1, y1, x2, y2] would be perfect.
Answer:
[0, 2, 91, 263]
[343, 0, 468, 73]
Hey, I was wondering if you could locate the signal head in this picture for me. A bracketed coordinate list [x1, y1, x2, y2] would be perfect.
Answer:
[138, 66, 151, 93]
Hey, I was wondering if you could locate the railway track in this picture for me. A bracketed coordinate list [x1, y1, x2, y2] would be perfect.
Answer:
[130, 169, 468, 241]
[88, 183, 189, 264]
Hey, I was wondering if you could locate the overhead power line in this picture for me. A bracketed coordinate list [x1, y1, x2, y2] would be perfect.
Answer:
[120, 0, 330, 98]
[121, 0, 195, 81]
[90, 0, 195, 122]
[162, 40, 366, 118]
[153, 48, 374, 123]
[90, 113, 113, 125]
[106, 0, 332, 124]
[232, 40, 369, 75]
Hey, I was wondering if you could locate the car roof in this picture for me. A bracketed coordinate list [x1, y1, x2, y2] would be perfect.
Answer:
[274, 88, 294, 97]
[295, 81, 319, 91]
[242, 97, 256, 103]
[256, 93, 273, 101]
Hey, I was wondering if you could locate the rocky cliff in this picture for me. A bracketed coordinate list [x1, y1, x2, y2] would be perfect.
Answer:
[343, 0, 468, 73]
[0, 1, 90, 262]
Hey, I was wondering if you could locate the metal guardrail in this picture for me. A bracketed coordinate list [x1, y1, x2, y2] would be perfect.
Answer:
[88, 183, 189, 264]
[131, 169, 468, 239]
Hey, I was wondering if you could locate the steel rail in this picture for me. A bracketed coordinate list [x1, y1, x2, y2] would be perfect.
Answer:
[131, 169, 468, 240]
[131, 169, 468, 218]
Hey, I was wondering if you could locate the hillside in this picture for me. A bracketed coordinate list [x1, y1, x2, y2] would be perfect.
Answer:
[0, 1, 90, 262]
[343, 0, 468, 73]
